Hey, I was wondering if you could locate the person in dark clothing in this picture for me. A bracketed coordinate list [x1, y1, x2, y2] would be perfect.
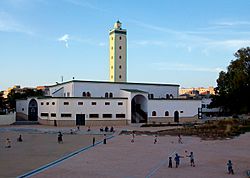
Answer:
[168, 157, 173, 168]
[174, 153, 183, 168]
[17, 134, 23, 142]
[187, 152, 195, 167]
[58, 132, 63, 144]
[103, 134, 107, 144]
[105, 126, 109, 132]
[227, 160, 234, 174]
[93, 137, 95, 146]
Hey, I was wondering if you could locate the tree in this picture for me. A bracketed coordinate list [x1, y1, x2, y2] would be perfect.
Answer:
[210, 47, 250, 114]
[7, 88, 44, 110]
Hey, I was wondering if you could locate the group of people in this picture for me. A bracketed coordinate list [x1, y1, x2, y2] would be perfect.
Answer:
[168, 152, 195, 168]
[100, 126, 114, 132]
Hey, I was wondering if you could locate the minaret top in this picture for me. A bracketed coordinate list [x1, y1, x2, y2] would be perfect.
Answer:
[114, 20, 122, 29]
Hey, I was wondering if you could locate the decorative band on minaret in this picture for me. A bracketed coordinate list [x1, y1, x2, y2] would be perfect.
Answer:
[109, 21, 127, 82]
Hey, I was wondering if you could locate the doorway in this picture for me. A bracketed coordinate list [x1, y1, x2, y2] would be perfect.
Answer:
[76, 114, 85, 126]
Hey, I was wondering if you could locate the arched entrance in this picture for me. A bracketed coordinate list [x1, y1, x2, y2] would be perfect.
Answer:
[174, 111, 179, 123]
[131, 95, 147, 123]
[28, 99, 38, 121]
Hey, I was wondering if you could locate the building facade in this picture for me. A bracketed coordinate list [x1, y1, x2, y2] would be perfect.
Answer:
[16, 21, 202, 126]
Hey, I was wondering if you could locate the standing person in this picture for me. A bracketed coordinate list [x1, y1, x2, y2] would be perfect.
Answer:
[227, 160, 234, 174]
[168, 157, 173, 168]
[77, 125, 80, 131]
[5, 138, 11, 148]
[154, 135, 158, 144]
[131, 131, 135, 143]
[58, 132, 63, 144]
[174, 153, 183, 168]
[17, 134, 23, 142]
[93, 137, 95, 146]
[178, 134, 183, 144]
[103, 134, 107, 144]
[187, 152, 195, 167]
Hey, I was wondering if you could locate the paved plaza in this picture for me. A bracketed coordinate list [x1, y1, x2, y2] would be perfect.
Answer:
[0, 125, 250, 178]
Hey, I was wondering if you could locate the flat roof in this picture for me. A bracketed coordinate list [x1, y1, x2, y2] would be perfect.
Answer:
[48, 80, 180, 88]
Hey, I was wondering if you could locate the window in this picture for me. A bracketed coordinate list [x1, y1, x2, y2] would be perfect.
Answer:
[170, 94, 173, 99]
[89, 114, 99, 118]
[148, 94, 154, 99]
[82, 92, 86, 97]
[67, 92, 70, 97]
[119, 36, 122, 40]
[119, 56, 122, 59]
[118, 102, 123, 105]
[111, 37, 113, 40]
[41, 113, 49, 117]
[111, 56, 113, 59]
[64, 102, 69, 105]
[165, 111, 169, 116]
[109, 93, 113, 98]
[78, 102, 83, 105]
[105, 102, 110, 105]
[103, 114, 112, 118]
[105, 92, 109, 98]
[119, 75, 122, 79]
[22, 108, 24, 111]
[116, 114, 125, 118]
[61, 113, 72, 117]
[52, 102, 55, 105]
[111, 46, 113, 50]
[119, 65, 122, 69]
[51, 113, 56, 117]
[166, 94, 170, 99]
[119, 46, 122, 49]
[180, 111, 184, 113]
[87, 92, 91, 97]
[91, 102, 96, 105]
[41, 102, 44, 105]
[46, 102, 49, 105]
[152, 111, 157, 116]
[111, 66, 113, 69]
[111, 75, 113, 79]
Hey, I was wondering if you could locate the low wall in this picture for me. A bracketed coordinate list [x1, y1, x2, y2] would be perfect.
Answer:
[39, 119, 129, 127]
[0, 112, 16, 125]
[16, 112, 28, 121]
[148, 116, 198, 124]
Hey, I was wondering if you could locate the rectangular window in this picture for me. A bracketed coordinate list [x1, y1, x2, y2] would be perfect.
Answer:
[78, 102, 83, 105]
[61, 113, 72, 117]
[89, 114, 99, 118]
[116, 114, 126, 118]
[103, 114, 112, 118]
[118, 102, 123, 105]
[51, 113, 56, 117]
[64, 102, 69, 105]
[41, 113, 49, 117]
[67, 92, 70, 97]
[180, 111, 184, 113]
[91, 102, 96, 105]
[105, 102, 110, 105]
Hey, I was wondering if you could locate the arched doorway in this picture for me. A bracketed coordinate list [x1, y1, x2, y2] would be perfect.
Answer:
[174, 111, 179, 123]
[131, 95, 147, 123]
[28, 99, 38, 121]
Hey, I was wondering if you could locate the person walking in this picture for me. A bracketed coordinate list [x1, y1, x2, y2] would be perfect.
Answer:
[227, 160, 234, 174]
[93, 137, 95, 146]
[5, 138, 11, 148]
[187, 152, 195, 167]
[178, 134, 183, 144]
[17, 134, 23, 142]
[154, 135, 158, 144]
[131, 131, 135, 143]
[168, 157, 173, 168]
[58, 132, 63, 144]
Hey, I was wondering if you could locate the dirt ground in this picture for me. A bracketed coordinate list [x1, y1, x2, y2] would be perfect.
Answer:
[0, 125, 250, 178]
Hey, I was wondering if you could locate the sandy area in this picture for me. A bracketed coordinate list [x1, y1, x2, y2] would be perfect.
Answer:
[0, 125, 250, 178]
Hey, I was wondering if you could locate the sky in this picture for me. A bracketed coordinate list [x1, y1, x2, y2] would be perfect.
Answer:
[1, 0, 250, 91]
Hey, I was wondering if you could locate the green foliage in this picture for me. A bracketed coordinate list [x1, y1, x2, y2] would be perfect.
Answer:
[210, 47, 250, 114]
[7, 88, 44, 109]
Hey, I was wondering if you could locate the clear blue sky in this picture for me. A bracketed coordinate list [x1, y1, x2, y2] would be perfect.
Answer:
[1, 0, 250, 90]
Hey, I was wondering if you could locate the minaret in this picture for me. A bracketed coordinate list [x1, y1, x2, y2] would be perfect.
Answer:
[109, 20, 127, 82]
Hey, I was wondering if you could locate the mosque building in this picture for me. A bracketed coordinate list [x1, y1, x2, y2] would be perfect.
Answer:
[16, 21, 201, 126]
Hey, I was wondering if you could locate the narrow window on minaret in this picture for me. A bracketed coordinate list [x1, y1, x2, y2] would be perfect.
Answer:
[119, 36, 122, 40]
[119, 75, 122, 79]
[119, 56, 122, 59]
[119, 46, 122, 49]
[119, 65, 121, 69]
